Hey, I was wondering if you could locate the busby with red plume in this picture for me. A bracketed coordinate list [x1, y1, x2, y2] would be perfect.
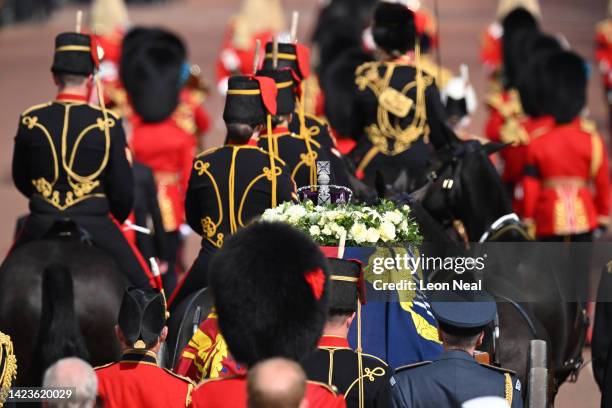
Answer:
[372, 2, 416, 55]
[51, 32, 96, 76]
[261, 42, 311, 81]
[207, 221, 330, 366]
[120, 27, 186, 123]
[255, 68, 296, 116]
[223, 75, 278, 126]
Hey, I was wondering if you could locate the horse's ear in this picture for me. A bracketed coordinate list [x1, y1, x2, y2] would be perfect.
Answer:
[346, 173, 377, 203]
[409, 181, 431, 203]
[483, 142, 509, 155]
[393, 169, 409, 193]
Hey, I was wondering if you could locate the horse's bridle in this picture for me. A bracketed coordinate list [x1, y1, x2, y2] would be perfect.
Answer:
[478, 213, 531, 243]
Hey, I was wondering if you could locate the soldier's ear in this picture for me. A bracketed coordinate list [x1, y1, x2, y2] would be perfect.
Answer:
[346, 312, 356, 329]
[476, 331, 485, 347]
[160, 326, 169, 343]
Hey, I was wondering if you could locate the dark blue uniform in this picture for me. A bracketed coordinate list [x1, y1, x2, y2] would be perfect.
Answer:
[390, 350, 522, 408]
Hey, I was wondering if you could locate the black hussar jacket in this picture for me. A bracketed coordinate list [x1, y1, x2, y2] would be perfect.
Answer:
[12, 99, 134, 222]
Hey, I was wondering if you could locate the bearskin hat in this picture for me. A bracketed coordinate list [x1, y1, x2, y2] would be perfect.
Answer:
[537, 50, 587, 124]
[51, 32, 95, 76]
[120, 27, 186, 123]
[501, 7, 539, 88]
[516, 32, 562, 117]
[118, 287, 167, 348]
[223, 75, 278, 126]
[372, 2, 416, 55]
[255, 69, 296, 116]
[208, 221, 330, 367]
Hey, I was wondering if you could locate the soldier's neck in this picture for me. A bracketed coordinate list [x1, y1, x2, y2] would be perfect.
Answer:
[57, 84, 88, 99]
[322, 322, 349, 339]
[444, 346, 476, 356]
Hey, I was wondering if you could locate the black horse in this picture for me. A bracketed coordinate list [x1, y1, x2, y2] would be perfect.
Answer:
[0, 236, 125, 386]
[378, 136, 585, 402]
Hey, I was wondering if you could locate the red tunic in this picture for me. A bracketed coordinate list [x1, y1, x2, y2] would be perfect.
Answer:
[96, 349, 194, 408]
[485, 89, 523, 143]
[215, 23, 275, 88]
[492, 116, 556, 215]
[190, 376, 346, 408]
[173, 89, 211, 145]
[130, 117, 196, 232]
[523, 119, 611, 236]
[595, 19, 612, 90]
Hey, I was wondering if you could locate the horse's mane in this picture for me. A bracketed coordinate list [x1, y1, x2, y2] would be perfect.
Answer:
[27, 263, 89, 385]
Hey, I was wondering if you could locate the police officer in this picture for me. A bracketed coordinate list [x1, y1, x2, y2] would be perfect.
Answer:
[303, 258, 390, 408]
[350, 2, 451, 188]
[189, 221, 345, 407]
[95, 287, 194, 407]
[169, 75, 295, 308]
[255, 68, 331, 189]
[390, 290, 522, 408]
[11, 31, 154, 289]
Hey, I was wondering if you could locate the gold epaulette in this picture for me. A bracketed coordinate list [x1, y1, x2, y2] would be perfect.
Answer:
[196, 146, 223, 158]
[580, 118, 599, 136]
[486, 89, 522, 119]
[93, 361, 118, 371]
[582, 119, 604, 178]
[355, 61, 378, 78]
[597, 19, 612, 41]
[500, 118, 529, 146]
[89, 104, 121, 119]
[307, 380, 339, 395]
[478, 362, 517, 375]
[162, 368, 196, 385]
[21, 102, 52, 116]
[362, 352, 389, 367]
[419, 56, 453, 88]
[394, 361, 431, 373]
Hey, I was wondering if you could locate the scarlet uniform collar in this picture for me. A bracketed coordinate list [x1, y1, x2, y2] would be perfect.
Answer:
[121, 349, 159, 366]
[260, 127, 291, 137]
[529, 115, 555, 128]
[56, 93, 88, 103]
[318, 335, 350, 349]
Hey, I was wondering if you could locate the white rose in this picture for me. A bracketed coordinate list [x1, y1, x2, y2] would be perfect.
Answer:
[349, 223, 368, 244]
[326, 210, 339, 220]
[366, 227, 380, 243]
[383, 211, 403, 225]
[400, 220, 409, 232]
[379, 221, 396, 242]
[330, 223, 346, 239]
[309, 225, 321, 236]
[286, 205, 307, 223]
[322, 225, 333, 236]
